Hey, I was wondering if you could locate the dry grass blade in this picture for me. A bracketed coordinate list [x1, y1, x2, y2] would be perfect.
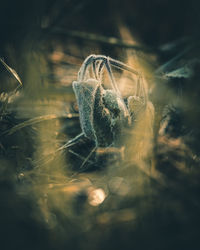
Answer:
[4, 113, 79, 135]
[0, 58, 23, 86]
[52, 28, 157, 53]
[79, 146, 96, 169]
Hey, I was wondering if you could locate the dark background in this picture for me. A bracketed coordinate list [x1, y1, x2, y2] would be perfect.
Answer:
[0, 1, 200, 250]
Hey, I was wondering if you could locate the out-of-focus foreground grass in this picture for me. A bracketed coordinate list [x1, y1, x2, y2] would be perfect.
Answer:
[0, 1, 200, 250]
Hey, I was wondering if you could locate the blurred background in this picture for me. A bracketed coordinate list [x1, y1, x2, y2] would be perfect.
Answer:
[0, 0, 200, 249]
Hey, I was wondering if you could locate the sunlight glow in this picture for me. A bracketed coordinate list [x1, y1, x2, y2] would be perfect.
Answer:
[88, 188, 106, 206]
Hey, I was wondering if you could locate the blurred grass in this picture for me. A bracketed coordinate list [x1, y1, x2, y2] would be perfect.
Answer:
[0, 1, 200, 250]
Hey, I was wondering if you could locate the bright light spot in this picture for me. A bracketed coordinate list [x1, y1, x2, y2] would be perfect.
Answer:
[88, 188, 106, 206]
